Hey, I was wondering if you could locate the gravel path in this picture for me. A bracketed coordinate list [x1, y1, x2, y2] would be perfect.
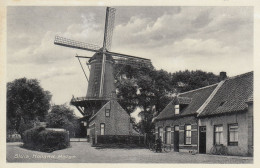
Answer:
[6, 142, 253, 163]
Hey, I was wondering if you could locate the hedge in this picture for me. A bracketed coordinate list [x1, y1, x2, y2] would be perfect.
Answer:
[23, 127, 70, 152]
[96, 135, 145, 146]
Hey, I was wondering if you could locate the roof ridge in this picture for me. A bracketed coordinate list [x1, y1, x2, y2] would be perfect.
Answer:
[197, 80, 225, 116]
[179, 83, 219, 95]
[226, 71, 253, 81]
[177, 96, 192, 99]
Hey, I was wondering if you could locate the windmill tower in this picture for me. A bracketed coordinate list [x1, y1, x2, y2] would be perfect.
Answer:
[54, 7, 152, 132]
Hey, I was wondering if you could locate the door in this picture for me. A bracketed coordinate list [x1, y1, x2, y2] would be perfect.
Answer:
[158, 127, 164, 143]
[199, 126, 206, 154]
[165, 127, 171, 144]
[174, 126, 179, 152]
[100, 123, 105, 135]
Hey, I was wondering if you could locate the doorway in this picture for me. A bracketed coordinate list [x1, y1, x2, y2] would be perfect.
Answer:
[174, 126, 179, 152]
[199, 126, 206, 154]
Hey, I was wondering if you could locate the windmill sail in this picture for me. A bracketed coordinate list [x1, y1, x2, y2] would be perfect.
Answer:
[99, 7, 116, 98]
[103, 7, 116, 51]
[54, 36, 101, 53]
[112, 55, 152, 68]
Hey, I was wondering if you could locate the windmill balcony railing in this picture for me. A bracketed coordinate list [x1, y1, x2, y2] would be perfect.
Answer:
[114, 59, 152, 68]
[71, 95, 117, 103]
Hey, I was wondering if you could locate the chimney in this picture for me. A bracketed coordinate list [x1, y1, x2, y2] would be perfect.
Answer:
[219, 71, 227, 81]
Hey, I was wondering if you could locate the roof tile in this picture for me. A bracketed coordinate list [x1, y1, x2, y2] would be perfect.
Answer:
[155, 84, 217, 120]
[199, 71, 253, 117]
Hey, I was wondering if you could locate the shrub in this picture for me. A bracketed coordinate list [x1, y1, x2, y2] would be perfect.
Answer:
[23, 126, 45, 146]
[38, 130, 70, 151]
[23, 127, 70, 152]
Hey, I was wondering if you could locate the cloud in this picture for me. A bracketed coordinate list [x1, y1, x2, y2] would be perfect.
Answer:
[112, 6, 253, 56]
[8, 6, 253, 66]
[40, 66, 78, 79]
[9, 31, 71, 64]
[8, 27, 102, 65]
[169, 38, 240, 57]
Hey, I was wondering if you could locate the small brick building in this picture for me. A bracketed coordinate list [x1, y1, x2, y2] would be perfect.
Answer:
[87, 99, 137, 143]
[154, 71, 253, 156]
[154, 83, 218, 153]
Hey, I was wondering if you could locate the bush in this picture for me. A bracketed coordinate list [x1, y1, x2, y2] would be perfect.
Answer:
[23, 127, 70, 152]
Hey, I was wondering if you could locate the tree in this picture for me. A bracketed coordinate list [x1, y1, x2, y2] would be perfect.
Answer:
[115, 65, 174, 134]
[46, 104, 79, 137]
[7, 78, 52, 134]
[116, 78, 138, 114]
[171, 70, 219, 93]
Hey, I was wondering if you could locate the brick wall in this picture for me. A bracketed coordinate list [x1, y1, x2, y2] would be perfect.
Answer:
[155, 115, 198, 153]
[199, 111, 249, 156]
[89, 100, 132, 143]
[247, 103, 253, 156]
[87, 58, 115, 98]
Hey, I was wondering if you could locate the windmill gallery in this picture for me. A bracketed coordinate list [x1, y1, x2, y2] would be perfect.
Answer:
[53, 7, 253, 156]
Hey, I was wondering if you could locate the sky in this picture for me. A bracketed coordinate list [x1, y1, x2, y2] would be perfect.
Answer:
[7, 6, 253, 118]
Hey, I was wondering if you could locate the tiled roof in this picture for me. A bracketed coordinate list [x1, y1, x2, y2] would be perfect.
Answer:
[177, 97, 192, 104]
[198, 71, 253, 117]
[155, 84, 218, 120]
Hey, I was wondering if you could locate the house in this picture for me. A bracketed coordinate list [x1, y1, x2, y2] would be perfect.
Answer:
[154, 83, 218, 153]
[197, 72, 253, 156]
[87, 99, 137, 144]
[154, 71, 253, 156]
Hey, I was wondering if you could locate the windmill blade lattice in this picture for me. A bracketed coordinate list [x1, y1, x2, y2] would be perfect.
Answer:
[112, 55, 152, 69]
[54, 36, 101, 53]
[108, 50, 152, 68]
[103, 7, 116, 51]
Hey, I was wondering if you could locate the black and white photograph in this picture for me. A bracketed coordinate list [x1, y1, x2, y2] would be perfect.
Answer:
[1, 2, 257, 166]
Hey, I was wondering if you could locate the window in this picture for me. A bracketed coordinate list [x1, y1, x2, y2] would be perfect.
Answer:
[185, 125, 191, 145]
[81, 121, 87, 126]
[175, 105, 180, 115]
[158, 127, 164, 142]
[214, 125, 223, 145]
[165, 127, 171, 144]
[228, 124, 238, 146]
[100, 123, 105, 135]
[219, 101, 226, 107]
[105, 109, 110, 117]
[175, 125, 179, 131]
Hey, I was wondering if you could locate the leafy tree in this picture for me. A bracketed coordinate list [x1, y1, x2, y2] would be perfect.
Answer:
[116, 78, 138, 114]
[46, 104, 79, 137]
[171, 70, 219, 93]
[7, 78, 52, 134]
[115, 65, 174, 134]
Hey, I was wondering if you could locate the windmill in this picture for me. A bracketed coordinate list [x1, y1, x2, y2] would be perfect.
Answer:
[54, 7, 152, 120]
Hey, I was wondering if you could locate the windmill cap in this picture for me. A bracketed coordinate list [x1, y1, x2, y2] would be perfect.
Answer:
[89, 51, 114, 63]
